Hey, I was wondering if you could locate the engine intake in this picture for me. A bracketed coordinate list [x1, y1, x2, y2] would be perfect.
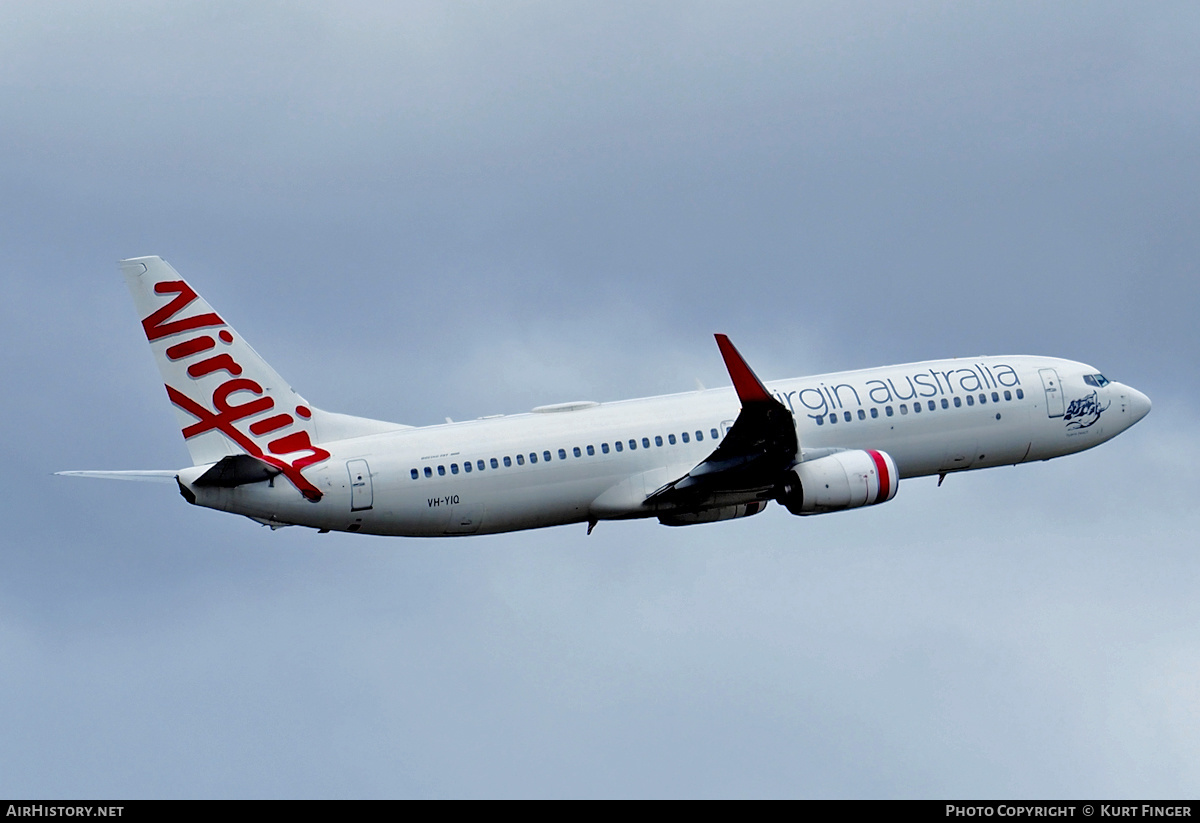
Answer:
[777, 449, 898, 515]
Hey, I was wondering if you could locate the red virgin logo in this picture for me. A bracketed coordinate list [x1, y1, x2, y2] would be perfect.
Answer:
[144, 280, 330, 501]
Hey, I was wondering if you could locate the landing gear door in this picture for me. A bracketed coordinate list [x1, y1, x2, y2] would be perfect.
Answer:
[348, 459, 373, 511]
[1039, 368, 1064, 418]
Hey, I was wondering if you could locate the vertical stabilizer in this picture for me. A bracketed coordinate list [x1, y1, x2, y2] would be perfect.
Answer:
[121, 256, 330, 500]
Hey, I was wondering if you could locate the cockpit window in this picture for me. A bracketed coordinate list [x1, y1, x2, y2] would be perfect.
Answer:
[1083, 374, 1111, 388]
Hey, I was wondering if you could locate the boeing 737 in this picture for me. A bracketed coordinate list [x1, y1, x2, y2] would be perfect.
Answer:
[59, 256, 1151, 537]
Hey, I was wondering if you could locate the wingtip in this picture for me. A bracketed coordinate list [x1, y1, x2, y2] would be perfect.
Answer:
[714, 334, 773, 404]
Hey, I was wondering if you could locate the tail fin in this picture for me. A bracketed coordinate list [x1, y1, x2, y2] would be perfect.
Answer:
[121, 256, 402, 500]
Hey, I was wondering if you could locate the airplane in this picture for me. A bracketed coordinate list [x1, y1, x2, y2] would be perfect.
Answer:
[59, 256, 1152, 537]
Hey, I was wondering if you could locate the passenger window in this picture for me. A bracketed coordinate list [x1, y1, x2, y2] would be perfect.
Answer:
[829, 413, 837, 424]
[900, 404, 908, 415]
[424, 466, 433, 478]
[614, 441, 623, 452]
[478, 460, 485, 471]
[451, 464, 458, 474]
[558, 449, 566, 460]
[601, 443, 609, 454]
[669, 434, 677, 445]
[491, 458, 499, 469]
[529, 453, 537, 464]
[711, 428, 719, 440]
[1016, 389, 1025, 400]
[503, 456, 512, 467]
[979, 394, 987, 404]
[516, 454, 525, 465]
[928, 400, 936, 411]
[1004, 390, 1011, 401]
[913, 403, 921, 414]
[816, 416, 825, 426]
[870, 408, 878, 419]
[992, 392, 999, 403]
[966, 395, 975, 406]
[858, 409, 866, 420]
[544, 450, 552, 462]
[681, 432, 689, 443]
[438, 465, 446, 476]
[410, 468, 419, 480]
[941, 398, 949, 409]
[886, 406, 894, 417]
[573, 447, 581, 457]
[954, 396, 962, 407]
[463, 462, 471, 473]
[696, 430, 704, 441]
[587, 445, 595, 456]
[843, 411, 851, 422]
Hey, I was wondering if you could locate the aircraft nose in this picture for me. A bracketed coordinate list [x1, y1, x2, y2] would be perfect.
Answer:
[1124, 385, 1152, 425]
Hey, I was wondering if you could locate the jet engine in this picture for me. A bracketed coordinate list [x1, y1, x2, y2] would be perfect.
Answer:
[776, 449, 898, 515]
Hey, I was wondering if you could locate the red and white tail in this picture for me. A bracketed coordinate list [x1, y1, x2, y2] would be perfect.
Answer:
[122, 256, 334, 500]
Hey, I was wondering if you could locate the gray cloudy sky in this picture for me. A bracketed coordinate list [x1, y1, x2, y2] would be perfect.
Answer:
[2, 1, 1198, 798]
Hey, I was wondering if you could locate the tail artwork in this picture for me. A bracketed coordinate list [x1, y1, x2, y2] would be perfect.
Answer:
[76, 257, 406, 502]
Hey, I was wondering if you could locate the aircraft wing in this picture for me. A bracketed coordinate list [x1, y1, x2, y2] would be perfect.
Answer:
[646, 335, 798, 507]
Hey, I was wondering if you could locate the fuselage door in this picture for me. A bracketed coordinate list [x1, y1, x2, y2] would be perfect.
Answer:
[1039, 368, 1064, 418]
[348, 459, 373, 511]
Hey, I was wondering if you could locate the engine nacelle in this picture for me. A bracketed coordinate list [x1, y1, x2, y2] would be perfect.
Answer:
[658, 501, 766, 527]
[777, 449, 898, 515]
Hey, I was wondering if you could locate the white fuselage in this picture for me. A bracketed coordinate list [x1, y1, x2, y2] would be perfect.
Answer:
[179, 354, 1151, 537]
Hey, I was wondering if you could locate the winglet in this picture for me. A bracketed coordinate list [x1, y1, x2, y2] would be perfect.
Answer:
[715, 334, 773, 404]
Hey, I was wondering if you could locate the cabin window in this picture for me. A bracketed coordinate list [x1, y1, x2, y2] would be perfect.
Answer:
[478, 460, 485, 471]
[668, 434, 677, 445]
[680, 432, 689, 443]
[437, 465, 446, 476]
[544, 450, 552, 462]
[573, 446, 582, 457]
[1016, 389, 1025, 400]
[424, 466, 433, 478]
[858, 409, 866, 420]
[979, 394, 987, 405]
[829, 413, 837, 424]
[463, 462, 472, 473]
[1004, 390, 1012, 401]
[886, 406, 894, 417]
[410, 468, 419, 480]
[503, 456, 512, 467]
[966, 395, 975, 406]
[928, 400, 936, 411]
[870, 408, 879, 419]
[711, 428, 719, 440]
[601, 443, 609, 454]
[516, 454, 525, 465]
[941, 398, 949, 409]
[992, 392, 1000, 403]
[491, 458, 499, 469]
[528, 453, 537, 464]
[614, 441, 623, 452]
[695, 430, 703, 441]
[558, 449, 567, 460]
[912, 403, 921, 414]
[816, 416, 825, 425]
[587, 445, 595, 456]
[900, 404, 908, 415]
[954, 396, 962, 407]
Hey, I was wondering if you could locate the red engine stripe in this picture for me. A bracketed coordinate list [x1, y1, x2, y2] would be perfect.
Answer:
[867, 449, 891, 504]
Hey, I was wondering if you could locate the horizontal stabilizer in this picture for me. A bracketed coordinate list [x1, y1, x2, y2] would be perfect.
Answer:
[56, 470, 178, 483]
[192, 454, 282, 488]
